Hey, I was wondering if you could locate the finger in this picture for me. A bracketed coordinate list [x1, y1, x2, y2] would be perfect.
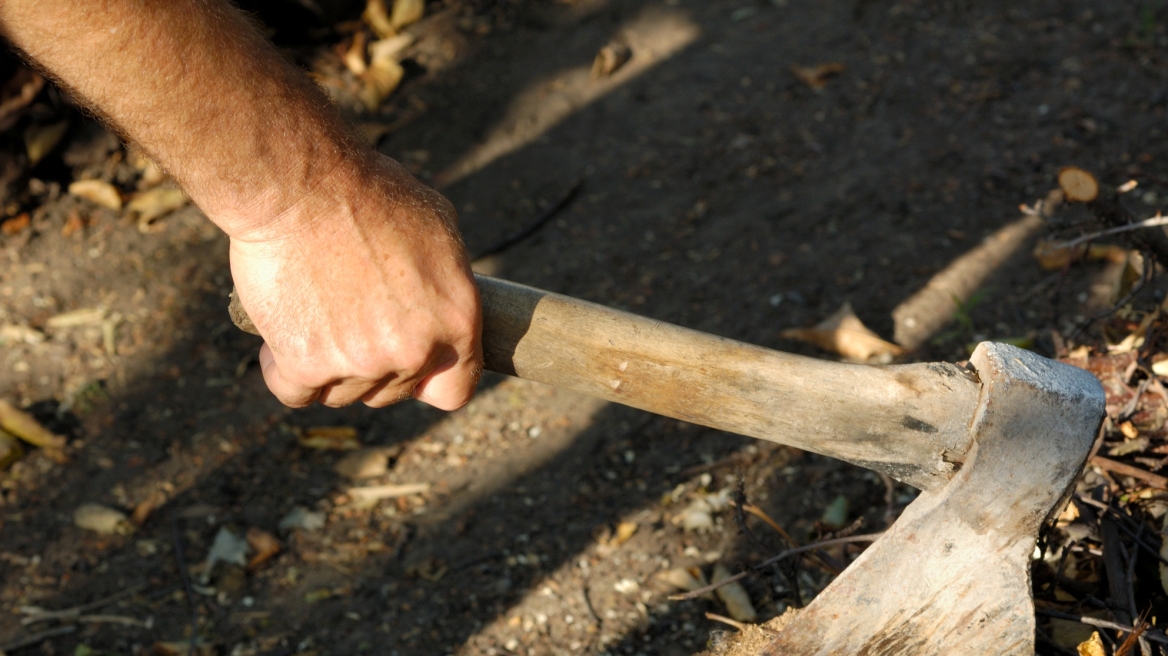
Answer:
[318, 378, 382, 408]
[411, 351, 482, 411]
[259, 343, 321, 408]
[360, 377, 415, 409]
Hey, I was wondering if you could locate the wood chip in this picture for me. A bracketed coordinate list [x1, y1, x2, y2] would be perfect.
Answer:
[0, 323, 44, 345]
[781, 302, 904, 362]
[45, 307, 105, 328]
[1059, 166, 1099, 203]
[297, 426, 360, 450]
[345, 482, 429, 502]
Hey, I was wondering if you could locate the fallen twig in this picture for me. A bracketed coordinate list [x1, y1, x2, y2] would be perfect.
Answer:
[1076, 496, 1168, 569]
[668, 533, 882, 601]
[76, 614, 151, 628]
[1038, 609, 1168, 645]
[1091, 456, 1168, 488]
[704, 611, 782, 634]
[171, 514, 200, 656]
[472, 179, 582, 261]
[21, 583, 147, 625]
[705, 612, 751, 632]
[1054, 215, 1168, 250]
[0, 626, 76, 653]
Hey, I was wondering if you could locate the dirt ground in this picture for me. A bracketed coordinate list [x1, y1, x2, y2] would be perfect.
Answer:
[2, 0, 1168, 654]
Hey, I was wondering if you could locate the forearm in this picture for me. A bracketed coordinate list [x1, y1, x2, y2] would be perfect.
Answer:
[0, 0, 361, 240]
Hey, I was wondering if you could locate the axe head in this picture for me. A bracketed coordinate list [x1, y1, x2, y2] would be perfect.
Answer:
[759, 342, 1105, 656]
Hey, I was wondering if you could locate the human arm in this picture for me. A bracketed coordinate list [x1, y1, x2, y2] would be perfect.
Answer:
[0, 0, 482, 409]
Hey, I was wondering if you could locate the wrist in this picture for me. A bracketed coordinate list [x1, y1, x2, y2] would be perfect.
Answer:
[201, 145, 366, 244]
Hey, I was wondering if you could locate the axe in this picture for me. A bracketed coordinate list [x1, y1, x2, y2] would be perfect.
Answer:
[230, 275, 1105, 655]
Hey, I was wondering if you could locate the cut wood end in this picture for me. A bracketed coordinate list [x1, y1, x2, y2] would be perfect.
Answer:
[1058, 166, 1099, 203]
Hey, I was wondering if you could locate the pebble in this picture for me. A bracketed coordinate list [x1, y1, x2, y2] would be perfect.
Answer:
[279, 506, 326, 533]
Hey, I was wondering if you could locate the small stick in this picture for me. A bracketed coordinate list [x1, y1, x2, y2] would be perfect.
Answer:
[741, 503, 796, 545]
[1058, 166, 1168, 268]
[705, 612, 751, 631]
[76, 614, 150, 628]
[668, 533, 882, 601]
[171, 514, 200, 656]
[1037, 610, 1168, 645]
[0, 626, 76, 653]
[20, 583, 147, 624]
[472, 179, 582, 261]
[704, 611, 785, 635]
[1054, 215, 1168, 250]
[1091, 456, 1168, 489]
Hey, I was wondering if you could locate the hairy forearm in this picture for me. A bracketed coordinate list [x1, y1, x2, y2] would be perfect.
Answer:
[0, 0, 361, 240]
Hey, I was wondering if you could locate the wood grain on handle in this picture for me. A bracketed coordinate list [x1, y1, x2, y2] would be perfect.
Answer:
[229, 275, 983, 490]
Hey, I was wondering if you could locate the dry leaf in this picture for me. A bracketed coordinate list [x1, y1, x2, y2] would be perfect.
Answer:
[611, 520, 638, 546]
[592, 42, 632, 79]
[712, 563, 757, 622]
[363, 0, 396, 38]
[390, 0, 425, 30]
[24, 120, 68, 165]
[1076, 632, 1105, 656]
[791, 62, 845, 89]
[246, 527, 282, 570]
[1032, 239, 1128, 271]
[128, 149, 167, 189]
[0, 67, 44, 132]
[369, 33, 414, 62]
[364, 0, 397, 37]
[360, 53, 405, 110]
[343, 31, 368, 76]
[0, 399, 66, 449]
[298, 426, 361, 450]
[0, 213, 29, 235]
[781, 302, 904, 362]
[128, 187, 187, 232]
[68, 179, 122, 210]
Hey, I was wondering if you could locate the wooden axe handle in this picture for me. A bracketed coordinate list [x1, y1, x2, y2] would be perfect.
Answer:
[229, 275, 982, 490]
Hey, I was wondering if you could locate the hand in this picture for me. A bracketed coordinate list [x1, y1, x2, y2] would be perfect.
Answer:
[227, 154, 482, 410]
